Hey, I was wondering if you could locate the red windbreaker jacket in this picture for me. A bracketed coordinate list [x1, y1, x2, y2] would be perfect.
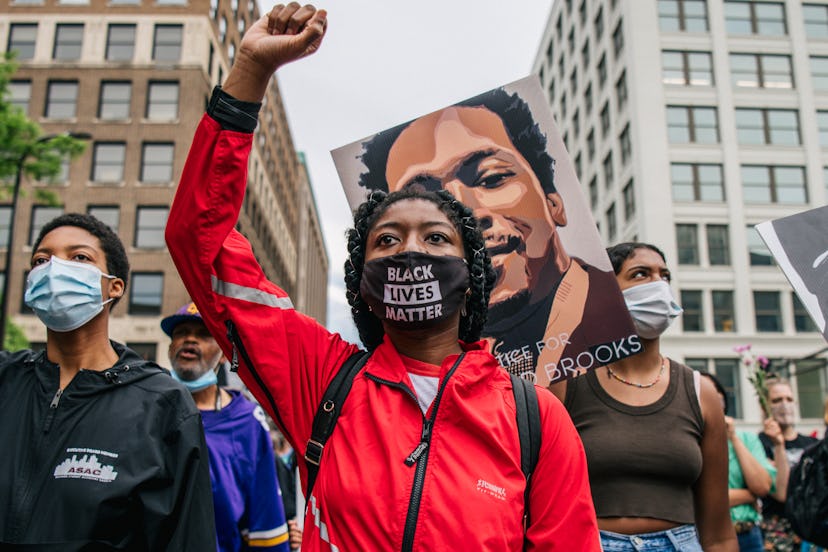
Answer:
[166, 114, 601, 551]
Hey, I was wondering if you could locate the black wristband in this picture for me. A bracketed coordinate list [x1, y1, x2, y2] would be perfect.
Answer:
[207, 85, 261, 133]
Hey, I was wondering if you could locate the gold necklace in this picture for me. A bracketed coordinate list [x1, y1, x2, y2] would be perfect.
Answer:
[606, 356, 666, 389]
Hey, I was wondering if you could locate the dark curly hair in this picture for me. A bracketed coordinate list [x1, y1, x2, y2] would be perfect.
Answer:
[606, 242, 667, 275]
[344, 188, 496, 351]
[358, 87, 557, 195]
[33, 212, 130, 307]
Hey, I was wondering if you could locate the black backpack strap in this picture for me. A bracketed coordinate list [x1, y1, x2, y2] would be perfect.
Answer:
[511, 373, 541, 541]
[304, 350, 370, 500]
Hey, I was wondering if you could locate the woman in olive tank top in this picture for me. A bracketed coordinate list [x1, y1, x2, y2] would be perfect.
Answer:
[550, 242, 738, 552]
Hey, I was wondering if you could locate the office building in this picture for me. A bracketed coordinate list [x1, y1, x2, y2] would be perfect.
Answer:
[534, 0, 827, 429]
[1, 0, 328, 363]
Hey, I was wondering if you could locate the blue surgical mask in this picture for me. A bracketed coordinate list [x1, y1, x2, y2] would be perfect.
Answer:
[24, 256, 116, 332]
[170, 368, 218, 393]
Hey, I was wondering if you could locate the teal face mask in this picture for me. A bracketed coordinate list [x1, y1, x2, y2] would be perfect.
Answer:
[170, 368, 218, 393]
[24, 256, 116, 332]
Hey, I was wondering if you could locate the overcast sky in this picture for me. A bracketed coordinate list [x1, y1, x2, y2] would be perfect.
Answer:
[273, 1, 554, 343]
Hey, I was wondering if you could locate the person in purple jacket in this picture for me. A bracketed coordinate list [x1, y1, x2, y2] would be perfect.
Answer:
[162, 302, 290, 552]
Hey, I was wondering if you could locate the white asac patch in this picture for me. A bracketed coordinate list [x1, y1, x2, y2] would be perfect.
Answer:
[53, 450, 118, 483]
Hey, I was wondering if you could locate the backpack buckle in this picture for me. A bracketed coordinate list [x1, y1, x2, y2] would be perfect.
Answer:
[305, 439, 324, 466]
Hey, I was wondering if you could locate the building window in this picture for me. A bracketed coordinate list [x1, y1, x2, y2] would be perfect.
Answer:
[53, 24, 83, 61]
[8, 23, 37, 61]
[741, 165, 807, 204]
[98, 81, 131, 120]
[712, 290, 736, 332]
[570, 68, 578, 95]
[153, 24, 183, 62]
[129, 272, 164, 315]
[219, 16, 228, 43]
[600, 102, 611, 137]
[574, 152, 582, 180]
[140, 143, 174, 183]
[754, 291, 783, 332]
[658, 0, 709, 32]
[606, 203, 617, 241]
[594, 6, 604, 39]
[747, 226, 775, 266]
[714, 359, 742, 418]
[615, 71, 628, 110]
[810, 56, 828, 90]
[587, 129, 596, 160]
[819, 111, 828, 146]
[561, 93, 567, 120]
[681, 290, 704, 331]
[619, 124, 632, 165]
[603, 152, 614, 188]
[127, 343, 157, 361]
[792, 294, 818, 332]
[731, 53, 793, 88]
[735, 108, 800, 145]
[573, 108, 580, 138]
[579, 0, 588, 25]
[37, 159, 69, 185]
[725, 0, 787, 35]
[87, 206, 119, 232]
[803, 3, 828, 38]
[706, 224, 730, 265]
[795, 359, 827, 418]
[568, 29, 576, 54]
[92, 142, 126, 183]
[135, 207, 168, 248]
[29, 206, 64, 245]
[662, 50, 713, 86]
[589, 176, 598, 209]
[676, 223, 699, 264]
[0, 207, 11, 249]
[612, 20, 624, 58]
[106, 24, 136, 62]
[584, 83, 593, 115]
[623, 179, 635, 220]
[597, 54, 607, 88]
[45, 81, 79, 119]
[666, 106, 718, 143]
[581, 40, 590, 69]
[146, 81, 179, 120]
[9, 81, 31, 114]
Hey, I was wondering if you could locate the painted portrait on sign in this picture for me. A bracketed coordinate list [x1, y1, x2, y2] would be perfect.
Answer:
[332, 76, 639, 385]
[757, 205, 828, 341]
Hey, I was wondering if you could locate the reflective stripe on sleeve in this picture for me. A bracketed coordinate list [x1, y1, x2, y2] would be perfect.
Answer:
[211, 275, 294, 309]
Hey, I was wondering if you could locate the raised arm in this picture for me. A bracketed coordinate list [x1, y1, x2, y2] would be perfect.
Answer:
[166, 3, 357, 482]
[762, 419, 789, 501]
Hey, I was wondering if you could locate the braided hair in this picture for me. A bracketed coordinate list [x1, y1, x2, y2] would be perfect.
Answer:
[344, 188, 496, 351]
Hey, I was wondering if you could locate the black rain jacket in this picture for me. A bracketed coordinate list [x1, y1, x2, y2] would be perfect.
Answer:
[0, 341, 216, 551]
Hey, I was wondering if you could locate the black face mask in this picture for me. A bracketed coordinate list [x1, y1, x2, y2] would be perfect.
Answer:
[359, 251, 470, 330]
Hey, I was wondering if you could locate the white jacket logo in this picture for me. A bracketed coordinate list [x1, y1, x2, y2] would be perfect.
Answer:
[476, 479, 506, 501]
[54, 448, 118, 482]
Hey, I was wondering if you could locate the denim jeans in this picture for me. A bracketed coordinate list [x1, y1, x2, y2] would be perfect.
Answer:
[600, 525, 703, 552]
[736, 525, 764, 552]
